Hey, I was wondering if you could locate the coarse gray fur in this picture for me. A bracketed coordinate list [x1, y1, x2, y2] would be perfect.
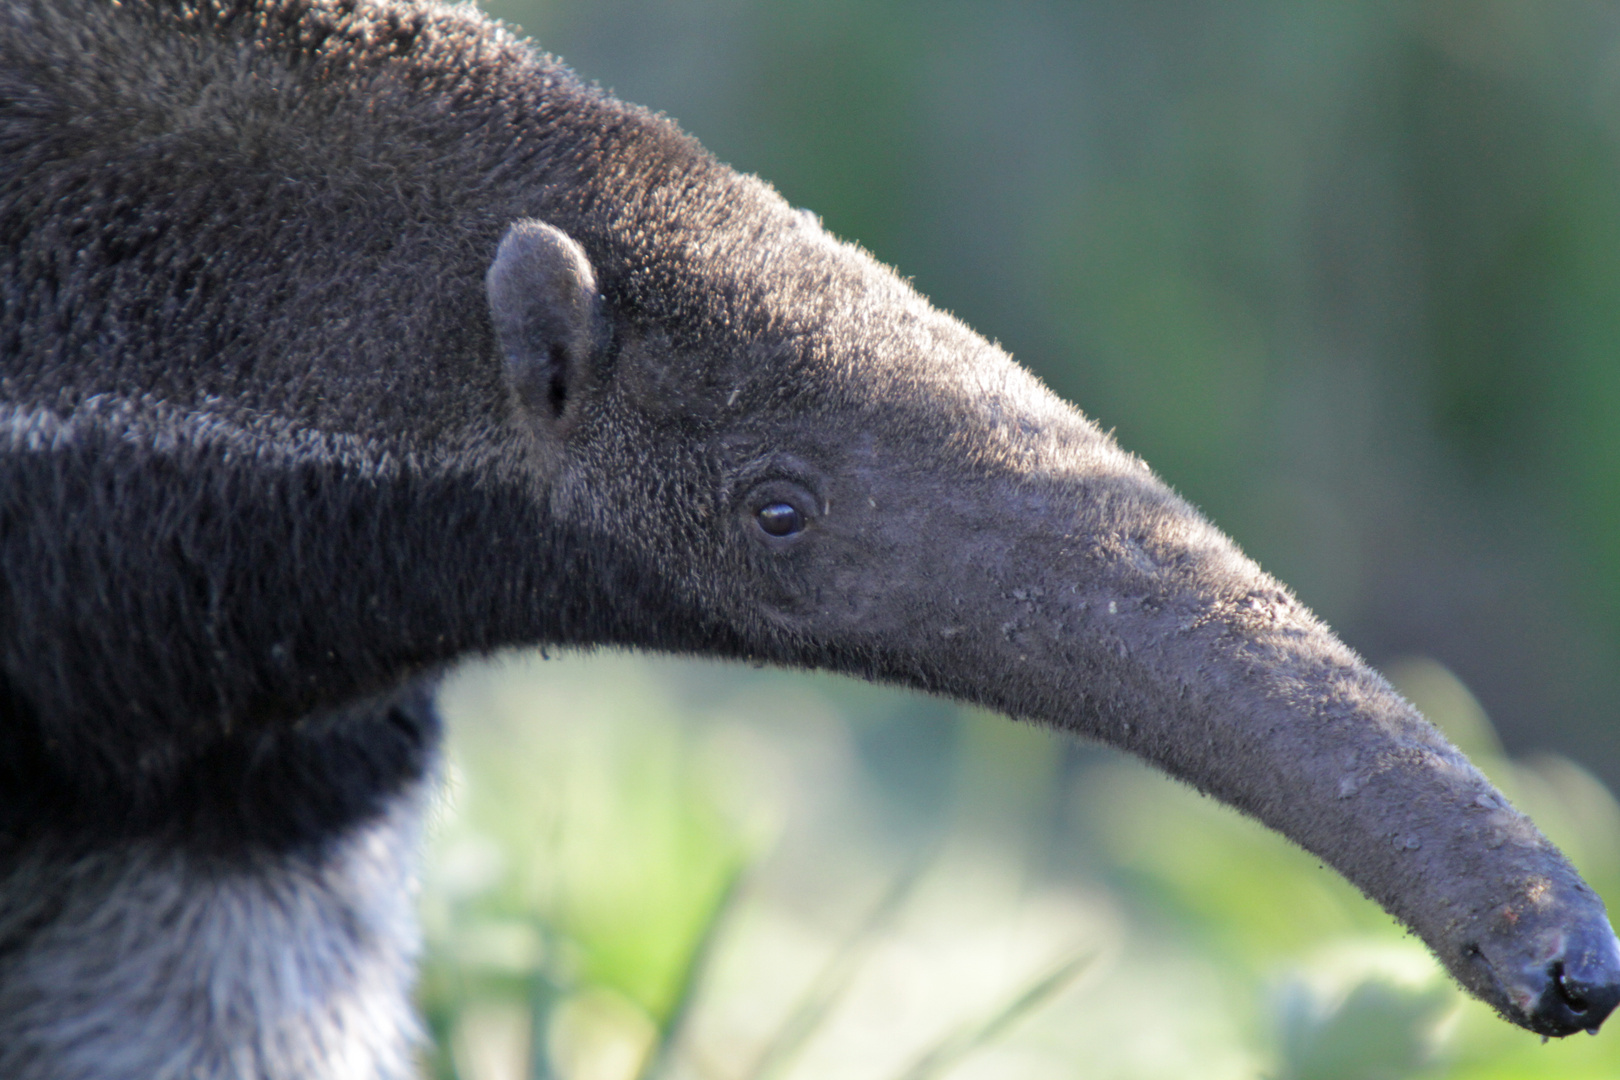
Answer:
[3, 0, 1620, 1075]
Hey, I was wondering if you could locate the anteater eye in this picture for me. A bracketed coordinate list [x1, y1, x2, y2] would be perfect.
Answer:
[756, 502, 805, 537]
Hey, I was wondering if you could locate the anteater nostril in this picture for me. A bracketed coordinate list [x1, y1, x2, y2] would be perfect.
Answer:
[1554, 962, 1591, 1014]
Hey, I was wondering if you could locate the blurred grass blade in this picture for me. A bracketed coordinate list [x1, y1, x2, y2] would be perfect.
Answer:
[889, 950, 1096, 1080]
[526, 957, 562, 1080]
[635, 860, 750, 1080]
[745, 862, 931, 1080]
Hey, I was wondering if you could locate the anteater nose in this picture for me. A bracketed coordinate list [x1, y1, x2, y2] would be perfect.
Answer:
[1528, 926, 1620, 1036]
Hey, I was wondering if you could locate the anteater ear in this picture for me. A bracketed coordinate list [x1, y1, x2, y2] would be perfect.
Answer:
[486, 219, 599, 424]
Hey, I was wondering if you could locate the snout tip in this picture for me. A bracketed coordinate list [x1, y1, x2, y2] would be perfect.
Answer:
[1519, 924, 1620, 1037]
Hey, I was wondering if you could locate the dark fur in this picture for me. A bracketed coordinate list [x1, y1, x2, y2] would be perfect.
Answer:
[3, 0, 1620, 1074]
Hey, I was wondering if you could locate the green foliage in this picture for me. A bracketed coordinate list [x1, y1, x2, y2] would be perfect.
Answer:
[1274, 979, 1453, 1080]
[419, 656, 753, 1078]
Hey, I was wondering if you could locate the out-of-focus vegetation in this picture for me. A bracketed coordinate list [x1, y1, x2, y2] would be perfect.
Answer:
[424, 2, 1620, 1076]
[422, 653, 1620, 1079]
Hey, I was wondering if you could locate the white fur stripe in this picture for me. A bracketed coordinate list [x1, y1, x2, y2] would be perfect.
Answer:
[0, 781, 431, 1080]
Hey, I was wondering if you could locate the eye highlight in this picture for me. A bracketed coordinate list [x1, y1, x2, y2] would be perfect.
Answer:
[756, 502, 805, 537]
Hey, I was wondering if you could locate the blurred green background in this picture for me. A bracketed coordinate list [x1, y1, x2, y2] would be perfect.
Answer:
[422, 3, 1620, 1077]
